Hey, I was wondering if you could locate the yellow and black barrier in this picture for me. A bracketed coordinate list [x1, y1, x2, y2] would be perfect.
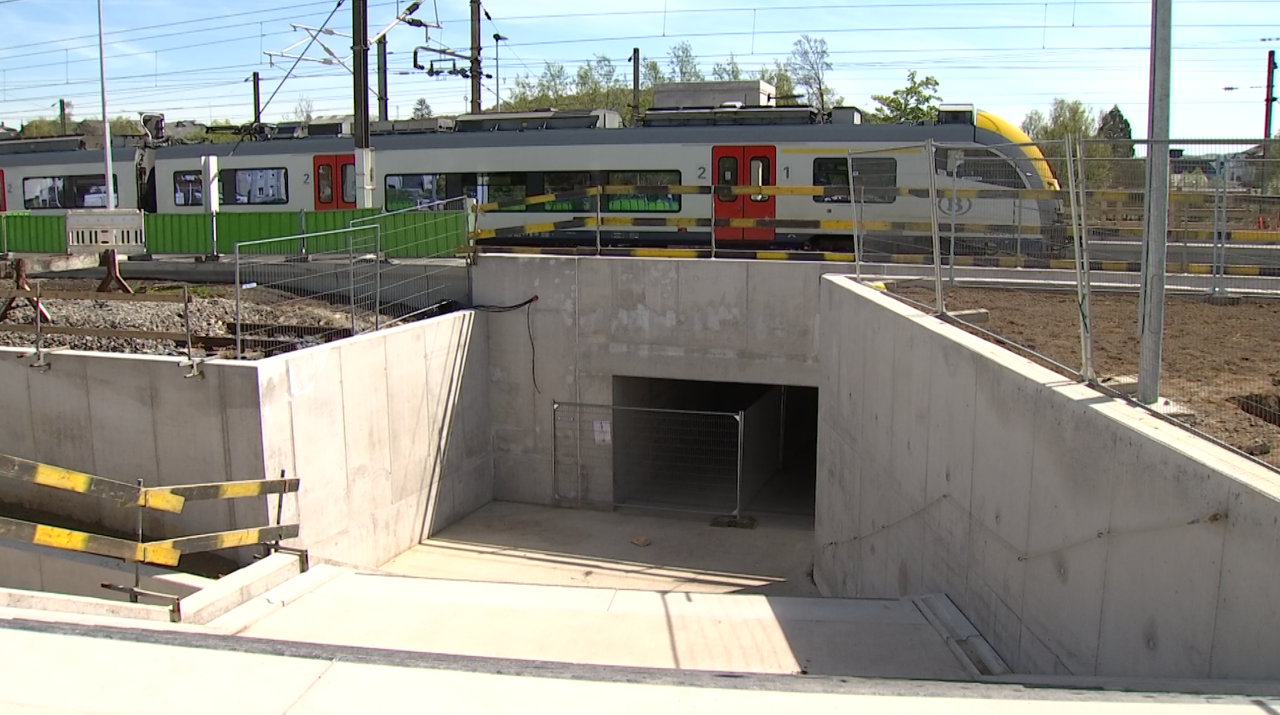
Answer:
[1, 453, 301, 514]
[0, 516, 298, 567]
[475, 183, 1250, 214]
[470, 215, 1049, 241]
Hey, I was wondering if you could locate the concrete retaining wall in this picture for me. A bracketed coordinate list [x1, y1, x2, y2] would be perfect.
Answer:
[261, 310, 492, 567]
[0, 310, 491, 572]
[474, 255, 835, 507]
[815, 275, 1280, 680]
[0, 541, 212, 604]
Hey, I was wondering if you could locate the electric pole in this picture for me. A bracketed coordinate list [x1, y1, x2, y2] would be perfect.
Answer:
[1267, 50, 1276, 140]
[493, 33, 506, 112]
[377, 36, 389, 122]
[352, 0, 370, 149]
[470, 0, 482, 114]
[1137, 0, 1172, 405]
[59, 99, 68, 135]
[631, 48, 640, 127]
[251, 72, 261, 124]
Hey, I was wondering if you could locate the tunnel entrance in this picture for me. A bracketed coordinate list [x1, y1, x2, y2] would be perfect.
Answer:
[608, 377, 817, 525]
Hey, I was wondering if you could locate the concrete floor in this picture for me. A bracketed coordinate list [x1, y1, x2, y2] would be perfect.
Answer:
[382, 501, 818, 596]
[2, 621, 1276, 714]
[237, 572, 972, 680]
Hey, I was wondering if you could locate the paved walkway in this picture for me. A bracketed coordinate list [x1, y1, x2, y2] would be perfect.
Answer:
[237, 571, 970, 679]
[0, 619, 1273, 714]
[382, 501, 819, 596]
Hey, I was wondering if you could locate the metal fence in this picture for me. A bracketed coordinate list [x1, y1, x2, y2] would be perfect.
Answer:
[896, 135, 1280, 475]
[230, 199, 471, 357]
[552, 401, 747, 517]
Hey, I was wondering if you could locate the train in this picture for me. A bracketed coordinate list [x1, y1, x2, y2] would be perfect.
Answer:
[0, 102, 1065, 256]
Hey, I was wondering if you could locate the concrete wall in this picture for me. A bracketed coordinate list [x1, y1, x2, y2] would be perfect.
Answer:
[0, 309, 492, 573]
[474, 255, 833, 508]
[0, 540, 212, 604]
[741, 386, 782, 507]
[0, 349, 268, 544]
[261, 310, 492, 568]
[815, 275, 1280, 681]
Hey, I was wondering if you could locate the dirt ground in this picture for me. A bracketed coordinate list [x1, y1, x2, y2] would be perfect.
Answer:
[898, 284, 1280, 468]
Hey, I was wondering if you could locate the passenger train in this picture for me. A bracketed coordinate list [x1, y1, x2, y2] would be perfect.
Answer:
[0, 103, 1064, 255]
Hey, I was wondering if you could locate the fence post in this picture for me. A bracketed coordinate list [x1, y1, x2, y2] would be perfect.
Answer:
[374, 224, 382, 330]
[348, 231, 358, 337]
[594, 187, 602, 256]
[735, 410, 745, 519]
[924, 139, 945, 314]
[845, 148, 861, 279]
[233, 244, 243, 357]
[948, 148, 959, 286]
[1211, 157, 1227, 295]
[1070, 137, 1095, 380]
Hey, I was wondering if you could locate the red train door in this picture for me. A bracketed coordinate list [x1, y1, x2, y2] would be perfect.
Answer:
[711, 145, 776, 243]
[0, 169, 6, 212]
[313, 154, 356, 210]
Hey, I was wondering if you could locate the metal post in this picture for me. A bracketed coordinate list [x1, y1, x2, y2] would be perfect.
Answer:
[594, 188, 602, 256]
[1, 213, 7, 256]
[1068, 137, 1095, 380]
[376, 37, 389, 122]
[32, 281, 42, 362]
[1212, 157, 1226, 293]
[856, 188, 865, 282]
[469, 0, 482, 114]
[182, 286, 193, 360]
[234, 246, 243, 357]
[846, 148, 858, 272]
[352, 0, 371, 150]
[348, 233, 358, 336]
[948, 150, 959, 285]
[1137, 0, 1172, 405]
[132, 478, 143, 603]
[96, 0, 115, 209]
[251, 71, 261, 124]
[925, 139, 945, 314]
[374, 225, 382, 330]
[59, 99, 67, 135]
[492, 34, 504, 112]
[734, 411, 745, 519]
[1265, 50, 1276, 192]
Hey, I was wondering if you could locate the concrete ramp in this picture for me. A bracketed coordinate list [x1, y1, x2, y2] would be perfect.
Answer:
[230, 570, 980, 680]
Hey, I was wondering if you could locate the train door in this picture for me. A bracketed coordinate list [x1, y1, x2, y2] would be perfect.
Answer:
[0, 169, 6, 212]
[313, 154, 357, 210]
[712, 145, 776, 243]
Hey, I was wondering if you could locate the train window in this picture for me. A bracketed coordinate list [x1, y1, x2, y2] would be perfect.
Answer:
[465, 173, 526, 212]
[342, 164, 356, 204]
[173, 171, 203, 206]
[385, 173, 445, 211]
[542, 172, 593, 212]
[220, 168, 288, 205]
[749, 157, 770, 202]
[716, 156, 737, 202]
[23, 175, 118, 209]
[811, 158, 896, 204]
[317, 164, 334, 204]
[606, 170, 681, 212]
[67, 175, 117, 208]
[934, 148, 1028, 189]
[24, 177, 63, 209]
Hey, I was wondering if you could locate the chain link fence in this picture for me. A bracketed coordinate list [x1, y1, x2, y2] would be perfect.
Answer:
[231, 199, 471, 357]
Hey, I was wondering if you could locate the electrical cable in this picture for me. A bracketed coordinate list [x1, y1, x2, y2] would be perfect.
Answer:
[476, 298, 545, 396]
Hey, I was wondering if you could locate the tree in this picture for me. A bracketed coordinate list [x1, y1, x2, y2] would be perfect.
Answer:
[667, 41, 703, 82]
[502, 56, 638, 122]
[1096, 105, 1134, 157]
[291, 96, 314, 125]
[412, 98, 433, 119]
[787, 35, 840, 112]
[760, 60, 800, 106]
[870, 70, 941, 124]
[712, 53, 744, 82]
[1021, 98, 1112, 187]
[641, 58, 666, 89]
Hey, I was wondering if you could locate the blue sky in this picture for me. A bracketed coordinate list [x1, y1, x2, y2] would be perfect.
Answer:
[0, 0, 1275, 138]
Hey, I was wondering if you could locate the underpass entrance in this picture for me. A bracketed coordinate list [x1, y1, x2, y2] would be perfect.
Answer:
[552, 378, 817, 525]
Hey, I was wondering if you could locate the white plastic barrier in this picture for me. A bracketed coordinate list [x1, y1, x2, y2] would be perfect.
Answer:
[65, 209, 146, 255]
